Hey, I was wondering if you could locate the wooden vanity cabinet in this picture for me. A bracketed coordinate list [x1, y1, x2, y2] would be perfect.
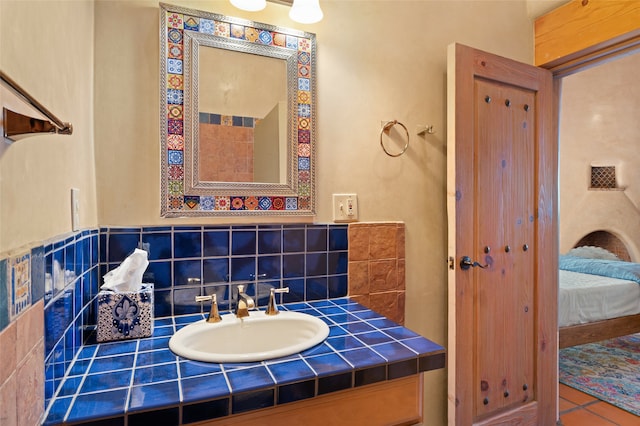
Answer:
[196, 374, 423, 426]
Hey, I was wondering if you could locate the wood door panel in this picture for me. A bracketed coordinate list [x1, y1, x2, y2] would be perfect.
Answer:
[474, 79, 536, 419]
[447, 43, 557, 426]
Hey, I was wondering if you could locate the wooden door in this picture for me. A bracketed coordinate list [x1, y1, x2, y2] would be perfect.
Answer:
[447, 44, 558, 425]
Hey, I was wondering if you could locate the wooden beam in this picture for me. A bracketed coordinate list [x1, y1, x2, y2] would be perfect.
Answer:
[535, 0, 640, 68]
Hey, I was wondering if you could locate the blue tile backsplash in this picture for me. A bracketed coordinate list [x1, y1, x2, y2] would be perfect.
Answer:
[0, 222, 445, 425]
[0, 224, 349, 416]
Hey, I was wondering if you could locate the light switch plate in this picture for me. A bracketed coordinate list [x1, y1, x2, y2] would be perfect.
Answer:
[71, 188, 80, 231]
[333, 194, 358, 222]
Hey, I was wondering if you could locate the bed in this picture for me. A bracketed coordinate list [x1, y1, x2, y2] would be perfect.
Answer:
[559, 246, 640, 348]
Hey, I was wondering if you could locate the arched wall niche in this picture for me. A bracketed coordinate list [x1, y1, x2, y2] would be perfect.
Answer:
[572, 230, 632, 262]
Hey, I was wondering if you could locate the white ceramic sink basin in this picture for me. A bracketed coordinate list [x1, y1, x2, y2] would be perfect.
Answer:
[169, 310, 329, 363]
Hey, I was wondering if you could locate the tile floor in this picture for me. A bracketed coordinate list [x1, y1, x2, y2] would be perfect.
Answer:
[559, 383, 639, 425]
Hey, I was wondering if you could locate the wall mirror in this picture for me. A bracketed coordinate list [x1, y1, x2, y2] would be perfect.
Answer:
[159, 3, 316, 216]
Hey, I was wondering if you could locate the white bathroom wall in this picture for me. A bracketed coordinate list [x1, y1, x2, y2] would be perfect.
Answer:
[0, 2, 96, 423]
[559, 52, 640, 261]
[0, 0, 98, 254]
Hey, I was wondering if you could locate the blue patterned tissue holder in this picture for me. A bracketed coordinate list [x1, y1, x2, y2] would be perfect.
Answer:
[96, 283, 154, 342]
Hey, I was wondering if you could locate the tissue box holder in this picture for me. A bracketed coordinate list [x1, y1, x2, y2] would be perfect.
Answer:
[97, 283, 154, 342]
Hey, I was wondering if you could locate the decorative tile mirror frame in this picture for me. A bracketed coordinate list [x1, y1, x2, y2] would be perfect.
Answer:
[159, 3, 316, 217]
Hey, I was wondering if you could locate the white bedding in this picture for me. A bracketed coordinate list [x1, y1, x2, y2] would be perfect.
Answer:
[559, 270, 640, 327]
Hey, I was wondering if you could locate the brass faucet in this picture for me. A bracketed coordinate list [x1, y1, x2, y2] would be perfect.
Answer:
[235, 285, 255, 318]
[194, 294, 222, 323]
[265, 287, 290, 315]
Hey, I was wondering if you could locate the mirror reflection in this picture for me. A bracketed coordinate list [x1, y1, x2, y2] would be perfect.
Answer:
[160, 3, 316, 217]
[197, 46, 287, 184]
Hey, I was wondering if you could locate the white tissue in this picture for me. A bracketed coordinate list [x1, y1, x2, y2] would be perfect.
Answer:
[101, 248, 149, 292]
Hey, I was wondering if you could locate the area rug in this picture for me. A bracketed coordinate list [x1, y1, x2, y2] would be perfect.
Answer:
[559, 333, 640, 416]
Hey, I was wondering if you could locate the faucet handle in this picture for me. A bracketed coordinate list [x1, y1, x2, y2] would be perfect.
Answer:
[195, 294, 222, 323]
[265, 287, 289, 316]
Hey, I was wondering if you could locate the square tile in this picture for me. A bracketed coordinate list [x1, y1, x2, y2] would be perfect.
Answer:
[138, 337, 170, 352]
[226, 366, 274, 393]
[174, 231, 202, 258]
[328, 252, 348, 274]
[107, 233, 141, 263]
[173, 287, 200, 315]
[327, 335, 365, 351]
[80, 370, 132, 394]
[328, 325, 348, 337]
[401, 336, 444, 353]
[354, 365, 386, 387]
[355, 331, 392, 346]
[42, 396, 72, 425]
[267, 360, 315, 384]
[328, 275, 348, 298]
[203, 258, 229, 283]
[179, 360, 222, 378]
[372, 341, 417, 362]
[339, 347, 386, 369]
[133, 363, 178, 385]
[128, 381, 180, 412]
[317, 372, 352, 395]
[128, 407, 179, 425]
[231, 389, 274, 414]
[66, 389, 129, 423]
[231, 230, 257, 256]
[181, 373, 229, 403]
[58, 376, 83, 397]
[143, 232, 176, 264]
[282, 229, 305, 253]
[230, 257, 255, 281]
[282, 254, 304, 278]
[135, 349, 176, 367]
[203, 230, 230, 256]
[366, 317, 398, 329]
[277, 379, 315, 404]
[8, 251, 31, 321]
[258, 230, 282, 254]
[340, 321, 375, 334]
[305, 277, 327, 300]
[384, 326, 420, 340]
[388, 359, 418, 380]
[182, 398, 229, 424]
[173, 260, 201, 286]
[419, 352, 446, 372]
[96, 341, 137, 357]
[306, 227, 327, 252]
[305, 353, 351, 376]
[300, 342, 334, 357]
[145, 262, 171, 289]
[305, 253, 327, 276]
[257, 255, 281, 280]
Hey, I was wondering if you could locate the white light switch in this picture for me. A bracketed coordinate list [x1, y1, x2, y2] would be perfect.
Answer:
[71, 188, 80, 231]
[333, 194, 358, 222]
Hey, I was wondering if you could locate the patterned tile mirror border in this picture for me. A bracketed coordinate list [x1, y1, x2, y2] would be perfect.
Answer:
[160, 3, 316, 216]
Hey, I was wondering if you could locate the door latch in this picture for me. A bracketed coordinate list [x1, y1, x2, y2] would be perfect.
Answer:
[460, 256, 488, 270]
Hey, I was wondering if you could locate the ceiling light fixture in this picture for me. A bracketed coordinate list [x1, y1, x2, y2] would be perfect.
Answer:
[230, 0, 323, 24]
[230, 0, 266, 12]
[289, 0, 323, 24]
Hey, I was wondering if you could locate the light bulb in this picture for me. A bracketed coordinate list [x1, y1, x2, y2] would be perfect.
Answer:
[289, 0, 323, 24]
[230, 0, 266, 12]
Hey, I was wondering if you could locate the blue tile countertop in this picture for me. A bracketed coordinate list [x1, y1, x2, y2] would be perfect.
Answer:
[43, 298, 446, 426]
